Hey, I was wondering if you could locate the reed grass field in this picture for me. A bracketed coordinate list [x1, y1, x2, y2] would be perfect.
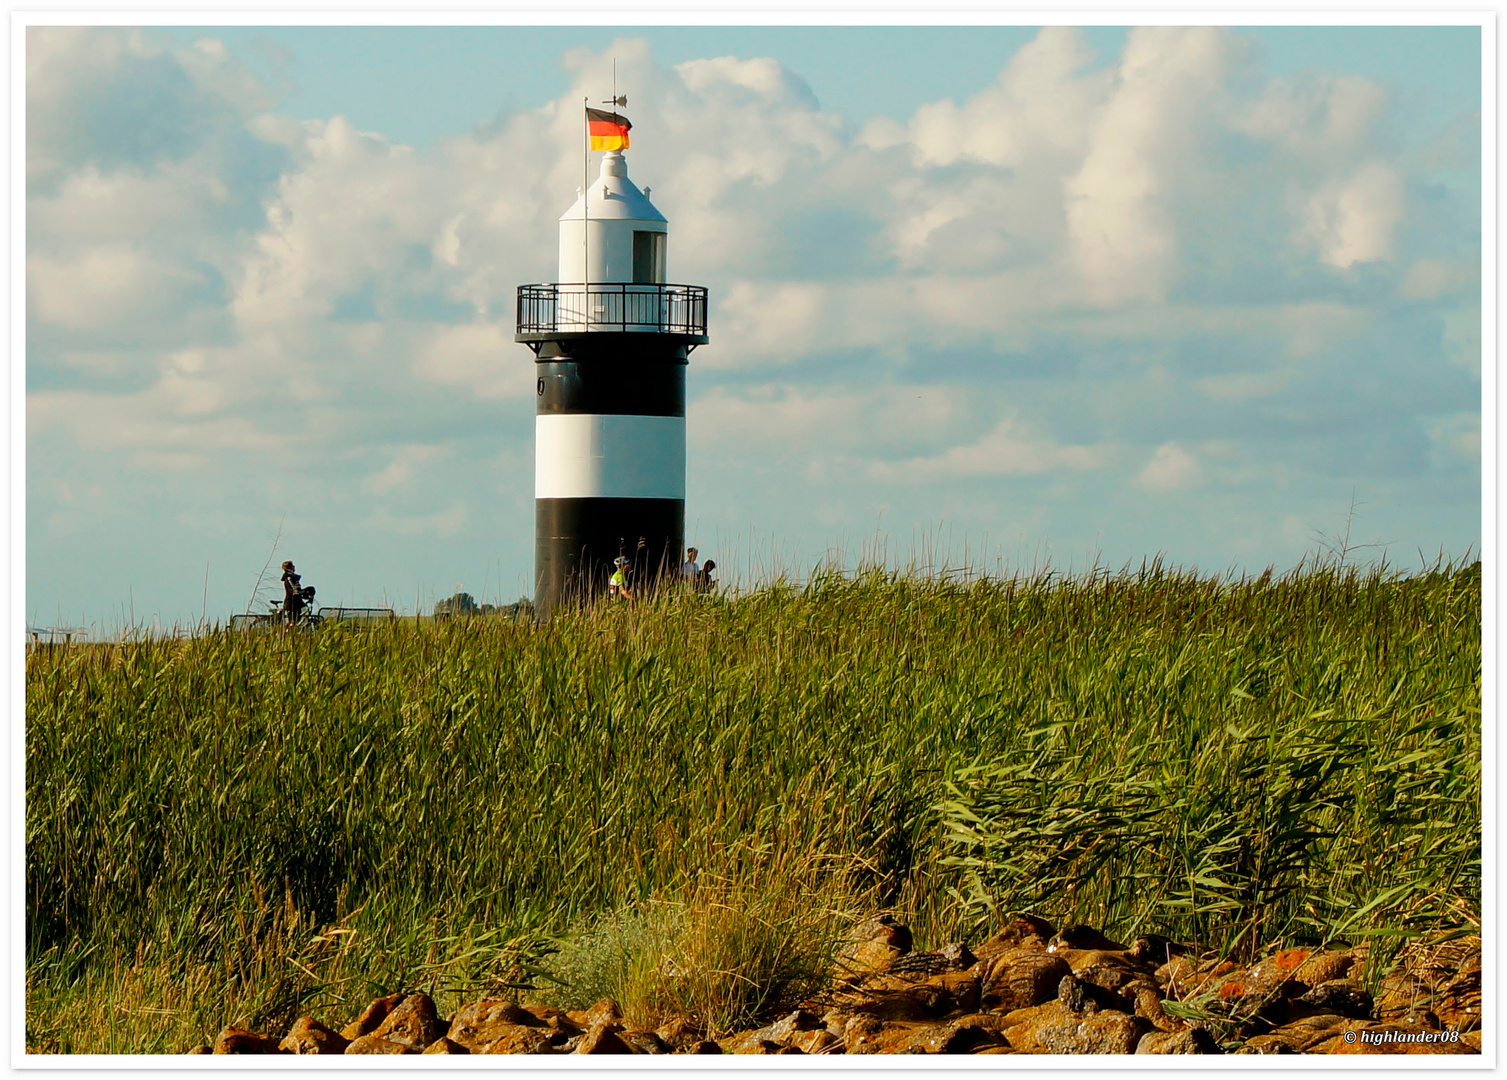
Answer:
[25, 557, 1481, 1053]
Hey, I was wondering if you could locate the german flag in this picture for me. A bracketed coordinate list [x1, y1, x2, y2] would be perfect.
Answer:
[587, 107, 631, 152]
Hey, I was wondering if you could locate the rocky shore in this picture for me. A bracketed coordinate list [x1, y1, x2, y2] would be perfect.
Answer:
[192, 914, 1481, 1056]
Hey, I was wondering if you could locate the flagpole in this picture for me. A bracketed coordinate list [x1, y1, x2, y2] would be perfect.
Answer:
[582, 96, 589, 315]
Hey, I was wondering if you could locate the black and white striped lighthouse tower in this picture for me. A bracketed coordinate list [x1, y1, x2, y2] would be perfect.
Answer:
[516, 116, 708, 618]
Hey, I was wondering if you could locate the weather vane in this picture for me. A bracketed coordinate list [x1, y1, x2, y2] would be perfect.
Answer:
[605, 59, 626, 118]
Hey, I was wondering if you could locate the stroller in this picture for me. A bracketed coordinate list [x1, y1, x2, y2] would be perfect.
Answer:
[271, 585, 323, 628]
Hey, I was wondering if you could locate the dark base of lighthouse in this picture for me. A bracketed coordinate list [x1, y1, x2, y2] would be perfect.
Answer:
[535, 497, 685, 617]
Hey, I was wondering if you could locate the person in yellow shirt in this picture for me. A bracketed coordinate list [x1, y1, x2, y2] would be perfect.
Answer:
[608, 555, 633, 599]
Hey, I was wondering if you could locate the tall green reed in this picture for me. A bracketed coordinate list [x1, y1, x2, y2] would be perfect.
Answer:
[26, 557, 1479, 1051]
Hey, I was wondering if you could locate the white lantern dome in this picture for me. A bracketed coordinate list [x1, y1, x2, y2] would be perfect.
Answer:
[558, 151, 668, 285]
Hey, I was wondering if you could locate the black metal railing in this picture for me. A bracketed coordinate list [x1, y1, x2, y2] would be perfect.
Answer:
[517, 283, 708, 338]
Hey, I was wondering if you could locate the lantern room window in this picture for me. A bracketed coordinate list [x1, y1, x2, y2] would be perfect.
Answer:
[633, 230, 666, 284]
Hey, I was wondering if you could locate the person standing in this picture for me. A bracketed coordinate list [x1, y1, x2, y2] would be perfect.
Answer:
[681, 547, 700, 584]
[698, 559, 717, 593]
[609, 556, 633, 599]
[281, 561, 303, 621]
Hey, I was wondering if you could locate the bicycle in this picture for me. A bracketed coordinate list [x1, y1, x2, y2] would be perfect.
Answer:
[232, 585, 325, 631]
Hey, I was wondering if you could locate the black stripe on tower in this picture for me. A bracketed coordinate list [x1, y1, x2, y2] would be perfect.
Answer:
[534, 498, 685, 611]
[535, 358, 686, 420]
[534, 335, 688, 617]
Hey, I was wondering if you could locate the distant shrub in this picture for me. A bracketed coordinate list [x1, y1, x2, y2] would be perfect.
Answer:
[434, 593, 533, 618]
[433, 592, 478, 617]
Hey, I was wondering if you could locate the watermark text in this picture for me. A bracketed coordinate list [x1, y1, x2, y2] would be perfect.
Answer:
[1341, 1029, 1461, 1045]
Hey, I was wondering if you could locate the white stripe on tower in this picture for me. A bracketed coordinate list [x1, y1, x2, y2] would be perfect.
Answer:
[535, 414, 686, 500]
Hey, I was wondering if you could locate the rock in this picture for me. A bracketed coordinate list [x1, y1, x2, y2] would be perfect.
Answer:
[688, 1040, 722, 1053]
[1216, 975, 1253, 1004]
[836, 938, 905, 983]
[618, 1029, 671, 1054]
[1059, 973, 1132, 1014]
[890, 950, 959, 977]
[790, 1029, 843, 1054]
[726, 1018, 837, 1055]
[422, 1037, 469, 1054]
[1039, 1011, 1150, 1054]
[566, 998, 623, 1029]
[1227, 947, 1349, 1005]
[653, 1015, 704, 1050]
[888, 943, 977, 978]
[522, 1002, 579, 1030]
[756, 1008, 823, 1045]
[838, 1020, 936, 1054]
[344, 1034, 417, 1054]
[998, 1001, 1065, 1029]
[721, 1015, 822, 1054]
[1238, 1013, 1351, 1053]
[847, 969, 980, 1020]
[731, 1038, 784, 1054]
[522, 1003, 583, 1037]
[1136, 1027, 1221, 1054]
[371, 991, 445, 1050]
[1230, 1039, 1296, 1054]
[476, 1025, 557, 1054]
[1061, 947, 1156, 987]
[1132, 987, 1178, 1031]
[279, 1016, 349, 1055]
[1127, 934, 1191, 966]
[819, 1010, 851, 1038]
[1047, 925, 1127, 953]
[855, 913, 913, 953]
[950, 1012, 1013, 1036]
[185, 1045, 212, 1054]
[583, 998, 623, 1026]
[928, 969, 982, 1014]
[975, 948, 1071, 1012]
[1156, 954, 1202, 997]
[833, 914, 914, 985]
[1168, 955, 1240, 1001]
[574, 1022, 636, 1054]
[212, 1027, 282, 1054]
[1289, 950, 1354, 989]
[1375, 971, 1441, 1028]
[717, 1030, 761, 1054]
[1294, 979, 1373, 1020]
[446, 999, 547, 1052]
[972, 914, 1057, 961]
[1003, 1000, 1150, 1054]
[340, 992, 406, 1041]
[453, 999, 539, 1028]
[839, 1015, 887, 1052]
[938, 942, 978, 970]
[1439, 951, 1483, 1031]
[894, 1019, 1009, 1054]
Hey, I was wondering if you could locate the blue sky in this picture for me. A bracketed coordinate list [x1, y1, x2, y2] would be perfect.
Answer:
[25, 24, 1483, 631]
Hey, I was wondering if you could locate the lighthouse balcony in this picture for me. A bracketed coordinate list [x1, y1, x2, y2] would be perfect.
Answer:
[516, 283, 708, 345]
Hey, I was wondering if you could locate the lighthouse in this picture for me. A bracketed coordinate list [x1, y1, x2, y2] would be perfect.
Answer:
[516, 111, 708, 618]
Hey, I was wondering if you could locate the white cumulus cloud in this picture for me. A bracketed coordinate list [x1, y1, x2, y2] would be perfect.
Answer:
[1136, 442, 1204, 490]
[1301, 162, 1405, 267]
[872, 416, 1102, 482]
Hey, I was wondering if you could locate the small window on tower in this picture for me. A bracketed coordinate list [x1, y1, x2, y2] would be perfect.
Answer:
[633, 231, 666, 284]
